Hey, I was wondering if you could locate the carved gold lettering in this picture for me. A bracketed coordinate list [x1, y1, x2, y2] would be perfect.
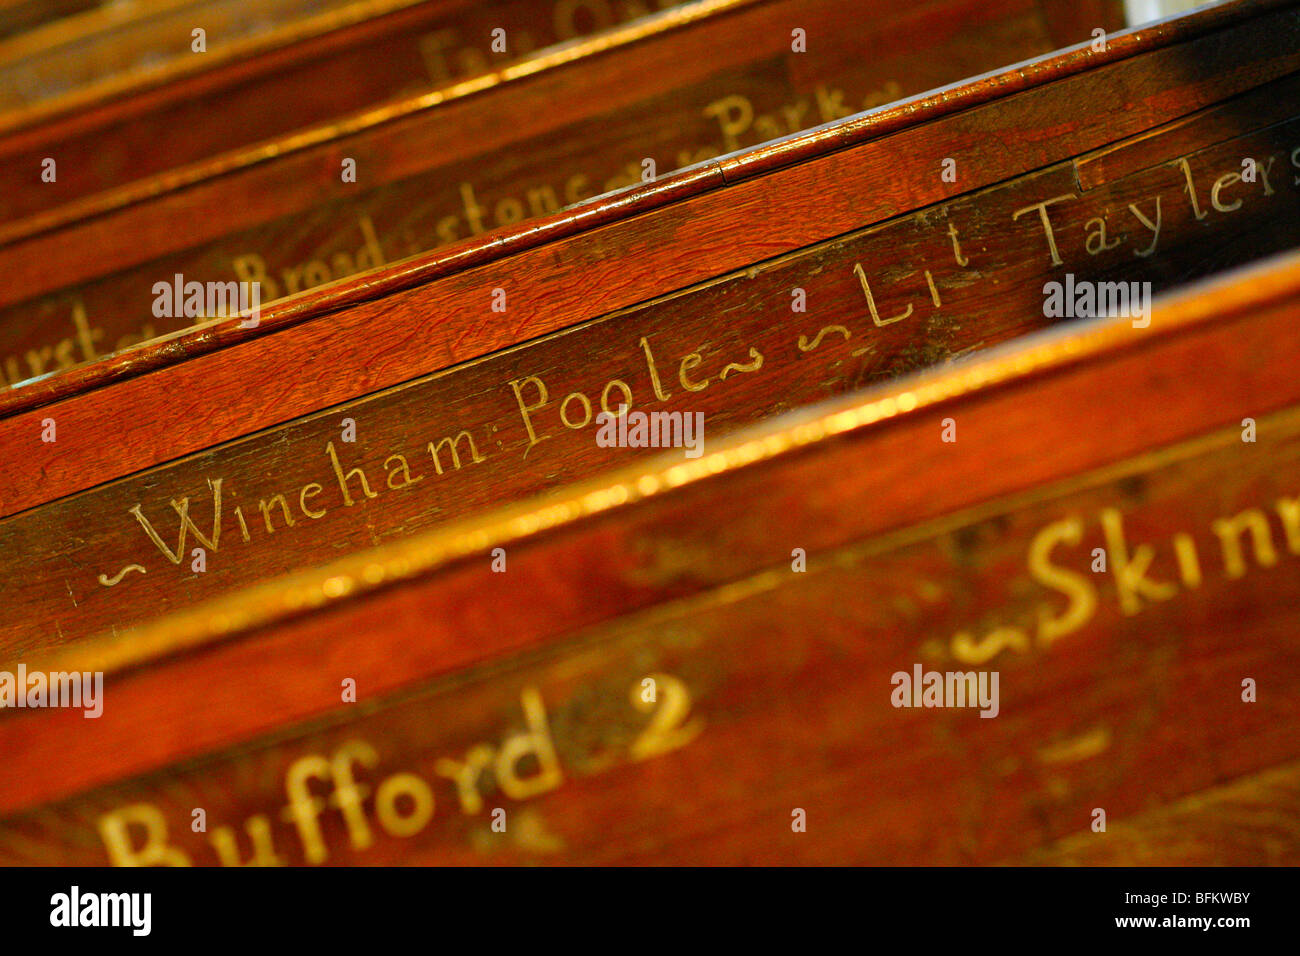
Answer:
[1210, 171, 1244, 213]
[326, 441, 378, 506]
[509, 375, 551, 453]
[1171, 532, 1202, 588]
[678, 352, 710, 392]
[1258, 155, 1278, 197]
[601, 379, 634, 416]
[639, 336, 672, 401]
[96, 673, 702, 864]
[428, 430, 486, 474]
[1172, 157, 1209, 220]
[98, 804, 192, 867]
[434, 744, 495, 815]
[299, 482, 327, 519]
[209, 816, 284, 867]
[1211, 508, 1278, 578]
[375, 773, 436, 837]
[703, 94, 753, 152]
[1012, 195, 1074, 266]
[1084, 216, 1122, 255]
[950, 627, 1031, 665]
[129, 479, 223, 565]
[383, 454, 424, 490]
[282, 754, 332, 864]
[629, 674, 703, 761]
[853, 262, 913, 326]
[718, 348, 764, 380]
[1273, 495, 1300, 553]
[1100, 507, 1178, 615]
[560, 392, 593, 429]
[947, 223, 969, 267]
[495, 688, 565, 800]
[1127, 197, 1162, 258]
[258, 493, 295, 533]
[1027, 517, 1098, 647]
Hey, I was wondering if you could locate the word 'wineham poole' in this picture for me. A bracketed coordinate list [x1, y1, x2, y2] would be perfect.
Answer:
[116, 435, 485, 572]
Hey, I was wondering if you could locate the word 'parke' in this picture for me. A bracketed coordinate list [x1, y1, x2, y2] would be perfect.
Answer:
[0, 0, 1125, 389]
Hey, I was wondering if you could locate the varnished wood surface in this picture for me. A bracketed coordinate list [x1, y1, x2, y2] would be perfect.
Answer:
[1014, 759, 1300, 865]
[0, 0, 1291, 525]
[0, 0, 109, 43]
[0, 0, 693, 216]
[0, 0, 1119, 378]
[0, 0, 425, 115]
[2, 93, 1297, 655]
[0, 250, 1297, 862]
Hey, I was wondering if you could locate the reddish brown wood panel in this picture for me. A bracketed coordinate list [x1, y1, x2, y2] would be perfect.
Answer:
[0, 0, 1083, 353]
[0, 0, 695, 218]
[1015, 760, 1300, 865]
[1, 252, 1298, 862]
[0, 0, 422, 115]
[0, 0, 106, 43]
[2, 113, 1296, 655]
[0, 1, 1293, 521]
[0, 249, 1296, 822]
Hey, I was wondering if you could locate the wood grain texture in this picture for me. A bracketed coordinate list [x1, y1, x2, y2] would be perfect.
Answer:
[0, 0, 1097, 346]
[2, 112, 1297, 655]
[1, 250, 1297, 862]
[0, 0, 107, 43]
[1014, 760, 1300, 865]
[0, 0, 694, 218]
[0, 0, 425, 116]
[0, 0, 1290, 521]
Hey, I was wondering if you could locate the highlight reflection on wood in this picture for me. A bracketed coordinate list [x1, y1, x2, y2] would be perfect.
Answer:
[0, 1, 1296, 657]
[0, 0, 1296, 868]
[4, 249, 1300, 863]
[0, 0, 1125, 393]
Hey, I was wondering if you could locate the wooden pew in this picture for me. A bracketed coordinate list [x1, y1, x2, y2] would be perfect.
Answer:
[0, 0, 428, 114]
[0, 0, 694, 218]
[0, 0, 1128, 388]
[0, 0, 110, 43]
[1, 0, 1298, 654]
[1015, 758, 1300, 865]
[2, 248, 1299, 864]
